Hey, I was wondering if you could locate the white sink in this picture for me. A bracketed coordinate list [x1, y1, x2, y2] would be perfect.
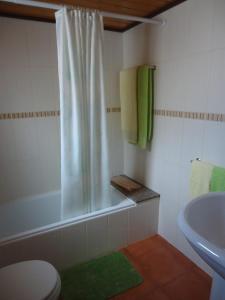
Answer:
[178, 192, 225, 300]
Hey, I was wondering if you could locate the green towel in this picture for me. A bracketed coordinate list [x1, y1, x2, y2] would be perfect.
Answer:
[137, 65, 154, 149]
[148, 68, 154, 142]
[120, 67, 138, 144]
[210, 166, 225, 191]
[190, 160, 213, 198]
[137, 65, 149, 149]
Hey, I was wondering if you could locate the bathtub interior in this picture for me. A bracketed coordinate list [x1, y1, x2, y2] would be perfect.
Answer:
[0, 186, 135, 243]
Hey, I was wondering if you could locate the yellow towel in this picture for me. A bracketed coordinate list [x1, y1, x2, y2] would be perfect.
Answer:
[120, 67, 137, 144]
[190, 160, 213, 198]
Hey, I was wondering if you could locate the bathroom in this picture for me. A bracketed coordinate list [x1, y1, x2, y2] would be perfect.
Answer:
[0, 0, 224, 299]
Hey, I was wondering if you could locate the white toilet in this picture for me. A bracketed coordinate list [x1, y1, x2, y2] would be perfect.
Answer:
[0, 260, 61, 300]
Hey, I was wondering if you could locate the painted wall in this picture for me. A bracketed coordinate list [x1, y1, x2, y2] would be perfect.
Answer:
[122, 0, 225, 275]
[0, 17, 123, 204]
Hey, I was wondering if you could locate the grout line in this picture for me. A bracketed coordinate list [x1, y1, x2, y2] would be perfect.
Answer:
[107, 215, 110, 252]
[127, 209, 130, 246]
[85, 222, 88, 260]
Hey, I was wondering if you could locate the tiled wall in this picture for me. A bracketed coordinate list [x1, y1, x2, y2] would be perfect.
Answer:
[0, 17, 60, 203]
[122, 0, 225, 275]
[0, 17, 124, 204]
[104, 31, 124, 177]
[0, 198, 159, 270]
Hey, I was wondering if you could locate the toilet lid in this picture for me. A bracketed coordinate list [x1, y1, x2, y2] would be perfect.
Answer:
[0, 260, 59, 300]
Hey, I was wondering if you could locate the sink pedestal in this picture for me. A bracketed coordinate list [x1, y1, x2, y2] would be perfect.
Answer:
[178, 192, 225, 299]
[210, 273, 225, 300]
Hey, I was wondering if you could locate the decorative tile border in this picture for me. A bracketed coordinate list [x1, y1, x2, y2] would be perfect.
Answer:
[0, 107, 121, 120]
[107, 107, 121, 113]
[154, 109, 225, 122]
[1, 108, 223, 122]
[0, 111, 60, 120]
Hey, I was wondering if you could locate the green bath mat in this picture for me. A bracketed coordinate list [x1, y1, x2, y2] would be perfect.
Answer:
[61, 252, 143, 300]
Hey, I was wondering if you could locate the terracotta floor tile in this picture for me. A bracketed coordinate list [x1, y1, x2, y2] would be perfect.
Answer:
[62, 235, 211, 300]
[162, 270, 212, 300]
[148, 289, 171, 300]
[112, 286, 171, 300]
[128, 245, 190, 286]
[160, 240, 196, 270]
[111, 280, 157, 300]
[126, 235, 194, 272]
[123, 249, 158, 284]
[125, 235, 167, 257]
[192, 266, 212, 286]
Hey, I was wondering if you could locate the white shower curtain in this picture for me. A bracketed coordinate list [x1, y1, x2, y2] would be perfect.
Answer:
[55, 8, 110, 219]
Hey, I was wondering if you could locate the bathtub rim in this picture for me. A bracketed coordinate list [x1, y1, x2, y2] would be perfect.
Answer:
[0, 197, 136, 247]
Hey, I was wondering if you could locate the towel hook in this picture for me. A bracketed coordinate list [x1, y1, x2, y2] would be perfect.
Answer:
[190, 158, 201, 163]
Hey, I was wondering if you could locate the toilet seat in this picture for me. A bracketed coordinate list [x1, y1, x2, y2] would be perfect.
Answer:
[0, 260, 61, 300]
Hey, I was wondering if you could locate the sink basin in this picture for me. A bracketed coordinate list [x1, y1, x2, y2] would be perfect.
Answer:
[178, 192, 225, 300]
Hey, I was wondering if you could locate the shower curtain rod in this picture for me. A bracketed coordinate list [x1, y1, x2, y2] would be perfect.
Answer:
[1, 0, 165, 25]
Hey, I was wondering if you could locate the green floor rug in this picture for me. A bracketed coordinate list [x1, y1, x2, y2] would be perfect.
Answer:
[61, 252, 143, 300]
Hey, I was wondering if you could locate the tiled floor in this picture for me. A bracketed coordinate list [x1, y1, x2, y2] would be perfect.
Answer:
[111, 235, 212, 300]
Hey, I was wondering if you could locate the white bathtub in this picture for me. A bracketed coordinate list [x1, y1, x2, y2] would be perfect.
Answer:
[0, 187, 135, 243]
[0, 187, 159, 270]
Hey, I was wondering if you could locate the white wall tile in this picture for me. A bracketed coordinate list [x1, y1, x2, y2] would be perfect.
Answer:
[27, 21, 57, 68]
[149, 116, 166, 162]
[123, 0, 225, 276]
[162, 117, 183, 164]
[207, 49, 225, 113]
[86, 216, 109, 259]
[155, 61, 181, 110]
[147, 25, 165, 64]
[182, 53, 211, 112]
[0, 121, 17, 162]
[180, 119, 204, 163]
[157, 2, 189, 62]
[0, 17, 123, 205]
[0, 66, 33, 113]
[123, 24, 148, 68]
[144, 156, 162, 193]
[185, 0, 214, 54]
[107, 113, 124, 177]
[202, 121, 225, 167]
[0, 18, 61, 204]
[104, 31, 123, 107]
[0, 241, 24, 267]
[0, 230, 62, 268]
[0, 18, 29, 67]
[123, 142, 148, 183]
[0, 118, 60, 202]
[13, 119, 39, 161]
[60, 223, 87, 269]
[211, 0, 225, 50]
[177, 162, 192, 206]
[156, 161, 180, 242]
[104, 30, 124, 177]
[108, 211, 128, 250]
[22, 230, 61, 267]
[128, 200, 159, 244]
[30, 67, 59, 111]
